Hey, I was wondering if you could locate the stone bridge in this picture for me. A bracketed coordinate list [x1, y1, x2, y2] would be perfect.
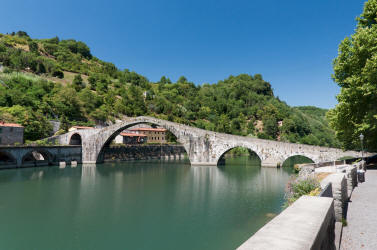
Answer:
[50, 116, 361, 167]
[0, 146, 82, 168]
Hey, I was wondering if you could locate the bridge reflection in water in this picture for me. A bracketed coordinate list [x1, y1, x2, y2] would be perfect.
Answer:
[0, 157, 295, 250]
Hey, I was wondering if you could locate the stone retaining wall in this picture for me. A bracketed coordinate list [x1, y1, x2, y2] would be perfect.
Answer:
[345, 166, 357, 197]
[320, 174, 347, 222]
[238, 162, 364, 250]
[103, 145, 187, 162]
[237, 196, 335, 250]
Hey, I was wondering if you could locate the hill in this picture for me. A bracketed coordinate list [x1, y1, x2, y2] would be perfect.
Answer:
[0, 31, 339, 147]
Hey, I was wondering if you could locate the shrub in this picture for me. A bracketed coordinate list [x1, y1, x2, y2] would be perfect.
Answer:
[284, 177, 321, 207]
[52, 69, 64, 78]
[54, 129, 66, 136]
[28, 41, 39, 54]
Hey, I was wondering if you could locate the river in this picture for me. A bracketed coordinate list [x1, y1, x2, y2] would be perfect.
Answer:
[0, 156, 295, 250]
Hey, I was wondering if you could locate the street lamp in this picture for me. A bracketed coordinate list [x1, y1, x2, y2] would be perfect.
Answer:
[360, 133, 364, 164]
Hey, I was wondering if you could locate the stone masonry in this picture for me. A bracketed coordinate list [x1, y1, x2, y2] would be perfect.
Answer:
[50, 116, 361, 166]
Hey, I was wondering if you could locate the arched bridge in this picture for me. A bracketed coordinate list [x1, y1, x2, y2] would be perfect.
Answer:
[51, 116, 361, 167]
[0, 146, 82, 168]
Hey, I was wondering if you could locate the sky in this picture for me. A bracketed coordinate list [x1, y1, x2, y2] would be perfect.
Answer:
[0, 0, 367, 108]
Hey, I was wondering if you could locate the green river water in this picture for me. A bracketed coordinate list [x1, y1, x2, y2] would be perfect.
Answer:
[0, 156, 295, 250]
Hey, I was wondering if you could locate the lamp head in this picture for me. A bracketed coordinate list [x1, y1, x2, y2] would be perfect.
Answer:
[360, 133, 364, 141]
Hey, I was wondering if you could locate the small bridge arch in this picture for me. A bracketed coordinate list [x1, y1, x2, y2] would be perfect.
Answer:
[69, 133, 82, 145]
[0, 150, 17, 166]
[22, 149, 54, 166]
[281, 154, 315, 168]
[215, 146, 262, 166]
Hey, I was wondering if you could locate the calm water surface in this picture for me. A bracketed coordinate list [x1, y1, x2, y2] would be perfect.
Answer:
[0, 157, 294, 250]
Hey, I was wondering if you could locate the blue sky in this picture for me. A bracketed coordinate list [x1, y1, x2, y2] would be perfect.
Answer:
[0, 0, 367, 108]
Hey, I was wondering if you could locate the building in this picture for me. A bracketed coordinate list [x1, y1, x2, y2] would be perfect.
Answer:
[114, 132, 147, 145]
[68, 126, 94, 132]
[130, 127, 167, 143]
[0, 122, 24, 145]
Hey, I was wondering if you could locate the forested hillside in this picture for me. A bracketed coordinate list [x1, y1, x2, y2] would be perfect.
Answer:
[0, 31, 339, 147]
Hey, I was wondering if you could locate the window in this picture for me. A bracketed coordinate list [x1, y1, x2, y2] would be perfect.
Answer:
[0, 137, 2, 144]
[0, 127, 2, 134]
[10, 127, 13, 132]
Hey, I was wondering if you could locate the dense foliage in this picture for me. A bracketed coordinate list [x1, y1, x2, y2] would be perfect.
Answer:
[0, 32, 338, 146]
[328, 0, 377, 151]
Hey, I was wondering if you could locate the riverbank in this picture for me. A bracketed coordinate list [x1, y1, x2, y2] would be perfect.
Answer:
[237, 159, 369, 249]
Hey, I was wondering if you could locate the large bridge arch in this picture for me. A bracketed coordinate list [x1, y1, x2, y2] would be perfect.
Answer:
[80, 117, 192, 164]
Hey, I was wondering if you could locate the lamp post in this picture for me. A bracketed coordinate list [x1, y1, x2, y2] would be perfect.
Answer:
[360, 133, 364, 166]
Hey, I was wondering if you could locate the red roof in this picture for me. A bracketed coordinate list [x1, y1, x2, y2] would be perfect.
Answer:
[130, 128, 167, 132]
[120, 132, 147, 137]
[0, 122, 23, 128]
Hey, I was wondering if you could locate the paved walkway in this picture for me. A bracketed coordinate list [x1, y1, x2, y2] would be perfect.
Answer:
[340, 169, 377, 250]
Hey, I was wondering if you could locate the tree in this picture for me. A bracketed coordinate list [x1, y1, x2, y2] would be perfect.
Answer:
[59, 115, 70, 132]
[263, 117, 278, 139]
[72, 74, 84, 91]
[52, 69, 64, 78]
[88, 75, 97, 90]
[28, 41, 39, 54]
[328, 0, 377, 151]
[217, 114, 231, 133]
[16, 31, 29, 37]
[177, 76, 187, 83]
[76, 41, 92, 59]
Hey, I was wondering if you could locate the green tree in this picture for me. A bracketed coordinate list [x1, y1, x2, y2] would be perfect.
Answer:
[263, 117, 278, 139]
[59, 115, 70, 132]
[72, 74, 84, 91]
[217, 114, 231, 133]
[328, 0, 377, 151]
[16, 31, 29, 37]
[88, 75, 97, 90]
[28, 41, 39, 54]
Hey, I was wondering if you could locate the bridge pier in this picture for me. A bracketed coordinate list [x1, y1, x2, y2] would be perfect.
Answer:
[191, 162, 218, 166]
[261, 160, 281, 168]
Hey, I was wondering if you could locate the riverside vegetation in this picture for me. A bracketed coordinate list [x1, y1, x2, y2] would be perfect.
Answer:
[328, 0, 377, 152]
[0, 31, 339, 147]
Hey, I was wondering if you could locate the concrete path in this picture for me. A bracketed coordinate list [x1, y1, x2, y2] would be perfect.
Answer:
[340, 169, 377, 250]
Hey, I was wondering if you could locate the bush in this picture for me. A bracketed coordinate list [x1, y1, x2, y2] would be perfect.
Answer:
[52, 69, 64, 78]
[54, 129, 66, 136]
[284, 177, 321, 207]
[28, 41, 39, 54]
